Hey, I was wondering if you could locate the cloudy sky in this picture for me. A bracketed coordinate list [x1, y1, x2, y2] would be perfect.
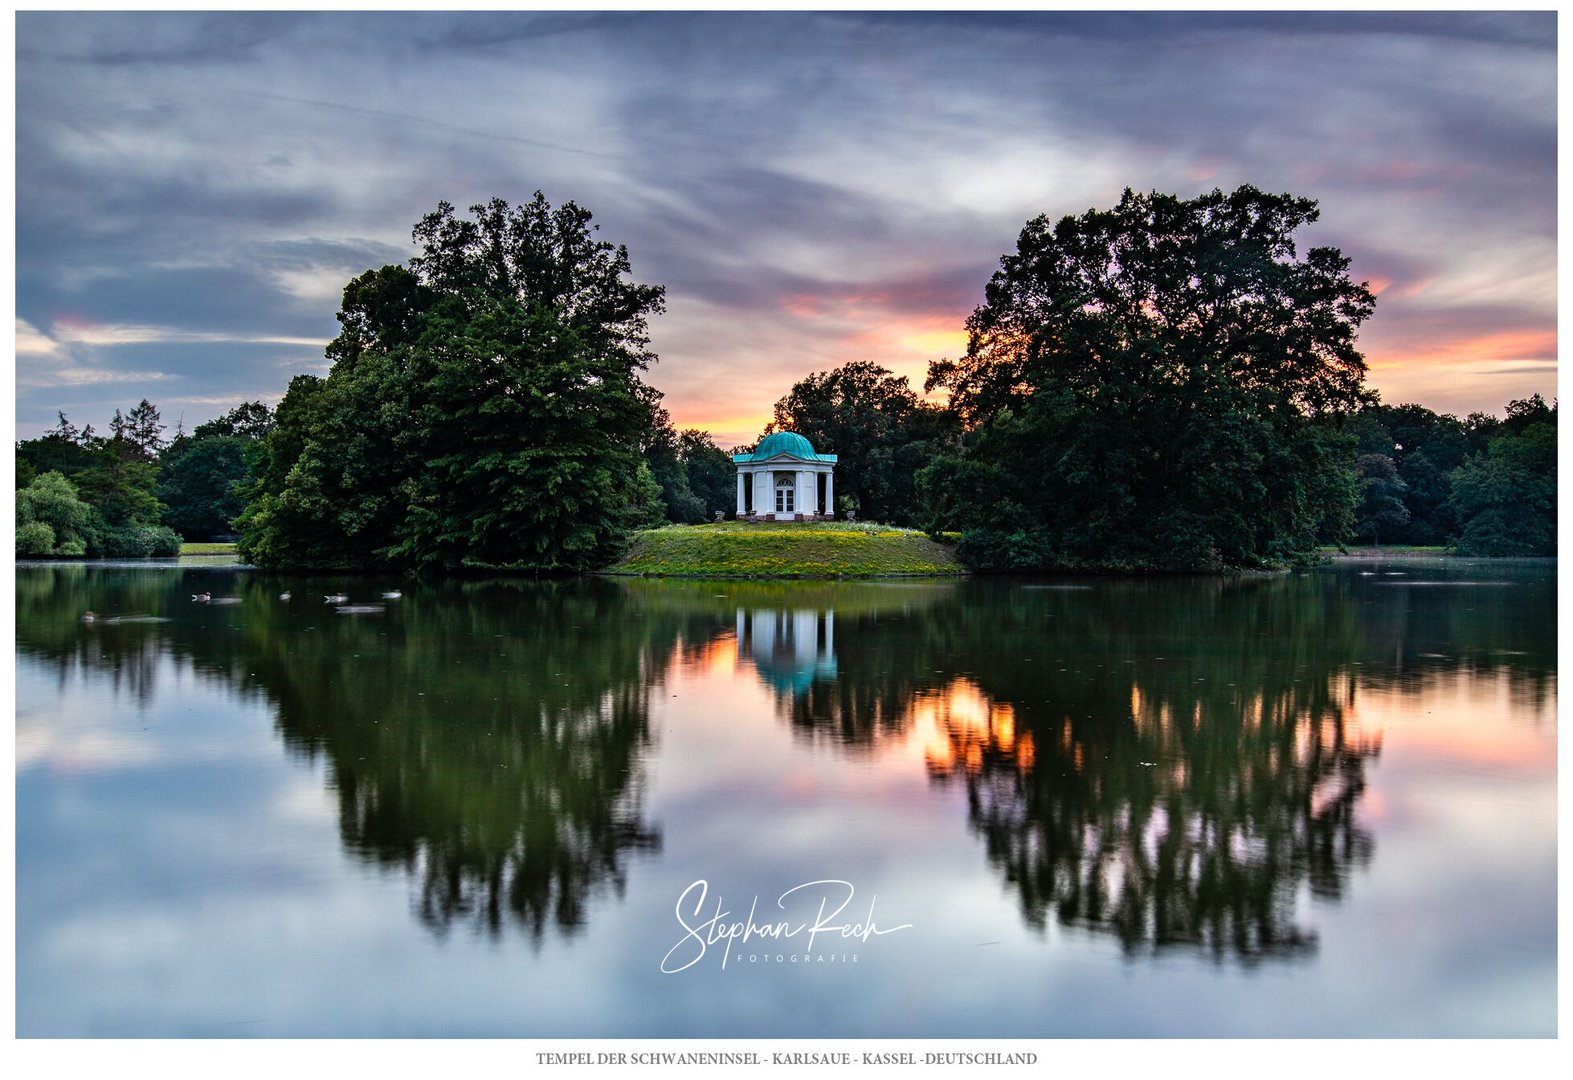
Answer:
[12, 10, 1557, 447]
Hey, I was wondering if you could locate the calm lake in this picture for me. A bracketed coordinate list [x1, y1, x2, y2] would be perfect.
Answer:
[15, 558, 1556, 1038]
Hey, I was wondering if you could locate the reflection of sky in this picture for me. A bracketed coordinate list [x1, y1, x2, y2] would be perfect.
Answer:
[14, 588, 1557, 1037]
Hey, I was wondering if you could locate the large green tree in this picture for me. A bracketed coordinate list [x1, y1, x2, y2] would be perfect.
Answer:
[923, 185, 1374, 570]
[1371, 402, 1469, 545]
[679, 429, 737, 518]
[16, 413, 99, 483]
[641, 408, 706, 525]
[1352, 452, 1409, 546]
[238, 195, 667, 571]
[766, 360, 958, 525]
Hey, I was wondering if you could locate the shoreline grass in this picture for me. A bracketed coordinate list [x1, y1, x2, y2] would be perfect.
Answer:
[179, 542, 238, 556]
[605, 521, 966, 578]
[1322, 544, 1448, 557]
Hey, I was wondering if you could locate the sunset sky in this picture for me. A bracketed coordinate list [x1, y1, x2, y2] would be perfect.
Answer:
[12, 10, 1557, 448]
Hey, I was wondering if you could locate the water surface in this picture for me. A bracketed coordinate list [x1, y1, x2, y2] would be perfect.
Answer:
[15, 559, 1556, 1036]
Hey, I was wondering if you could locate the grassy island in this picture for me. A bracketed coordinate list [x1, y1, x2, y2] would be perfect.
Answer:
[605, 520, 965, 578]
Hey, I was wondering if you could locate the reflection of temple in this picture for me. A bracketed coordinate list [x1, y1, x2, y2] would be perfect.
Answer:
[735, 608, 836, 695]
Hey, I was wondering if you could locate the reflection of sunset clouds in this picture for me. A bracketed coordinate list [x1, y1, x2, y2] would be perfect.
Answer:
[913, 677, 1034, 779]
[1350, 673, 1555, 776]
[697, 633, 737, 678]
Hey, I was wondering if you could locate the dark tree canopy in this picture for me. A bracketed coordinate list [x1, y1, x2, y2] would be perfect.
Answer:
[1353, 453, 1409, 546]
[923, 185, 1376, 571]
[641, 409, 735, 524]
[238, 194, 667, 572]
[766, 360, 957, 526]
[1450, 399, 1556, 556]
[191, 400, 275, 442]
[1336, 395, 1555, 551]
[110, 399, 167, 463]
[1343, 402, 1469, 545]
[157, 400, 275, 540]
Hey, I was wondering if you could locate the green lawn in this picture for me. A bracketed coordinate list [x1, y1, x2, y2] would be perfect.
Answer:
[607, 521, 965, 578]
[1322, 544, 1450, 557]
[179, 542, 238, 556]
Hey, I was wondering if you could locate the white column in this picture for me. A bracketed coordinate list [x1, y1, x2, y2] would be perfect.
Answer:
[825, 468, 834, 517]
[736, 471, 746, 517]
[750, 469, 762, 517]
[798, 470, 814, 517]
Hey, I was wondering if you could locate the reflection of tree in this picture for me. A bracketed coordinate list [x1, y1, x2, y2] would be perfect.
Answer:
[1340, 559, 1558, 717]
[14, 562, 229, 708]
[14, 560, 1558, 956]
[247, 579, 676, 940]
[925, 674, 1377, 962]
[754, 586, 956, 749]
[759, 574, 1400, 962]
[16, 569, 695, 942]
[619, 579, 964, 749]
[711, 567, 1553, 962]
[919, 577, 1397, 961]
[924, 577, 1392, 961]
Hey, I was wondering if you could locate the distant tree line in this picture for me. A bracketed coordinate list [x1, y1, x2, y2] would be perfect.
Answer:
[1346, 395, 1556, 555]
[16, 399, 274, 558]
[16, 185, 1556, 568]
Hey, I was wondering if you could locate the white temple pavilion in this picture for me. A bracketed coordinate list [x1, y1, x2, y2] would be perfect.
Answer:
[732, 431, 837, 520]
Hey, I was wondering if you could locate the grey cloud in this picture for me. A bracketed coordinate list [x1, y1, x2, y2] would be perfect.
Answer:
[422, 10, 660, 52]
[20, 265, 337, 341]
[16, 10, 305, 67]
[1477, 363, 1558, 375]
[13, 11, 1556, 438]
[229, 89, 617, 161]
[829, 10, 1552, 49]
[16, 340, 327, 438]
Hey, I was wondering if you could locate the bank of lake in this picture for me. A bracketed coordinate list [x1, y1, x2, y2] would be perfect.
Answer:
[605, 520, 966, 578]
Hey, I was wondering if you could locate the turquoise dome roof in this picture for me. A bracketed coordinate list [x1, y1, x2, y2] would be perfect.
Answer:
[752, 431, 818, 459]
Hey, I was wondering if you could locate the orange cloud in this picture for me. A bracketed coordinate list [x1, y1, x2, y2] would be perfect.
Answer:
[1361, 327, 1557, 415]
[1366, 328, 1557, 371]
